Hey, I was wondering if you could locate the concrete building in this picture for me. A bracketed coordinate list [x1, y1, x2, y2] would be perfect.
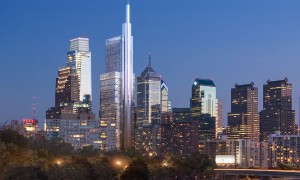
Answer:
[269, 132, 300, 167]
[199, 139, 268, 168]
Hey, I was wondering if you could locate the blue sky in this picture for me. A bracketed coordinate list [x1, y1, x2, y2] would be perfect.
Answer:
[1, 0, 300, 126]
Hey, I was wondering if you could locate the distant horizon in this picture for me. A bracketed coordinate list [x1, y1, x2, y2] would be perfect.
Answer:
[1, 1, 300, 127]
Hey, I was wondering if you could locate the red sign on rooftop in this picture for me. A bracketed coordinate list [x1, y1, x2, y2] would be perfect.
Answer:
[22, 119, 38, 125]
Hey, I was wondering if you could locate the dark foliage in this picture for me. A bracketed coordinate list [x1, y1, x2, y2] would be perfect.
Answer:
[121, 158, 149, 180]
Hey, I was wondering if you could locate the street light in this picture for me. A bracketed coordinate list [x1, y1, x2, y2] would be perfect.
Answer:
[116, 160, 122, 166]
[56, 159, 63, 166]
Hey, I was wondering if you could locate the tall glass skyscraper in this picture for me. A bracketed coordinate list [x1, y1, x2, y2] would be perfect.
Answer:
[100, 2, 134, 151]
[135, 56, 170, 154]
[67, 38, 92, 102]
[190, 78, 219, 138]
[121, 2, 134, 150]
[45, 38, 100, 149]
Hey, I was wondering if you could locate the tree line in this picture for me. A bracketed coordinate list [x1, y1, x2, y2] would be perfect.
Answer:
[0, 129, 216, 179]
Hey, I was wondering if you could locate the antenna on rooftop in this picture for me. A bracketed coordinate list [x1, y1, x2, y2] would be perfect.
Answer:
[33, 96, 36, 119]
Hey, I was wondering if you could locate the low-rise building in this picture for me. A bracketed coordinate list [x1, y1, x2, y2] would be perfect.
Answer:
[269, 131, 300, 167]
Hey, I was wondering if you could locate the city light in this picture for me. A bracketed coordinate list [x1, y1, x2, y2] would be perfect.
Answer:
[55, 159, 63, 166]
[115, 160, 122, 166]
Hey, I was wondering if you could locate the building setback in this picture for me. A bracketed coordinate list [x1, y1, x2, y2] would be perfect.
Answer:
[45, 38, 100, 149]
[99, 3, 134, 151]
[135, 56, 170, 155]
[227, 82, 259, 141]
[260, 78, 295, 142]
[190, 78, 218, 139]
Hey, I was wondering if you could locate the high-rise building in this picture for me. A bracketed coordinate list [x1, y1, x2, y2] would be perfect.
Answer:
[217, 101, 223, 138]
[121, 2, 134, 150]
[45, 38, 100, 149]
[105, 36, 122, 73]
[198, 114, 216, 141]
[67, 38, 92, 102]
[99, 72, 122, 151]
[161, 80, 171, 114]
[260, 78, 295, 141]
[99, 2, 134, 151]
[55, 66, 79, 107]
[135, 56, 170, 154]
[172, 108, 190, 122]
[190, 78, 218, 138]
[161, 120, 199, 158]
[227, 82, 259, 141]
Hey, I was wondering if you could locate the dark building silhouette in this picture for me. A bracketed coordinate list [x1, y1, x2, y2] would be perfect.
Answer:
[198, 114, 216, 141]
[227, 82, 259, 141]
[172, 108, 190, 122]
[55, 66, 79, 107]
[260, 78, 295, 141]
[161, 120, 199, 157]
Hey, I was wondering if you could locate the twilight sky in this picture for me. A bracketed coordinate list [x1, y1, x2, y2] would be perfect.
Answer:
[1, 0, 300, 126]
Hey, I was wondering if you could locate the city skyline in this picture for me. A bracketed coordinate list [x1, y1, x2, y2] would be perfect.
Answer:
[2, 1, 300, 126]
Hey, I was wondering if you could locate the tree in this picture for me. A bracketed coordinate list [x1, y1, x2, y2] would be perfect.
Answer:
[45, 138, 74, 155]
[0, 129, 28, 147]
[121, 159, 149, 180]
[3, 166, 47, 180]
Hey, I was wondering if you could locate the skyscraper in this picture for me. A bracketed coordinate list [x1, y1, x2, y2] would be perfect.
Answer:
[121, 2, 134, 150]
[45, 38, 100, 149]
[67, 38, 92, 102]
[135, 56, 170, 154]
[190, 78, 218, 138]
[55, 66, 79, 107]
[260, 78, 295, 141]
[227, 82, 259, 141]
[100, 2, 134, 151]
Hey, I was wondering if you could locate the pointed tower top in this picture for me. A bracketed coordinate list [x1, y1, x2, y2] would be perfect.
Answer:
[148, 52, 151, 66]
[126, 1, 130, 23]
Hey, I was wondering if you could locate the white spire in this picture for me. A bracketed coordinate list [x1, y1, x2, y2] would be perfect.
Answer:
[126, 2, 130, 23]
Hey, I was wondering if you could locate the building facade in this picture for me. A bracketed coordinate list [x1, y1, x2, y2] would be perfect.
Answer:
[99, 3, 134, 151]
[161, 120, 199, 158]
[199, 139, 268, 168]
[172, 108, 190, 122]
[260, 78, 295, 142]
[190, 78, 218, 138]
[269, 132, 300, 167]
[227, 82, 259, 141]
[135, 57, 170, 155]
[67, 38, 92, 102]
[45, 38, 99, 149]
[99, 72, 122, 151]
